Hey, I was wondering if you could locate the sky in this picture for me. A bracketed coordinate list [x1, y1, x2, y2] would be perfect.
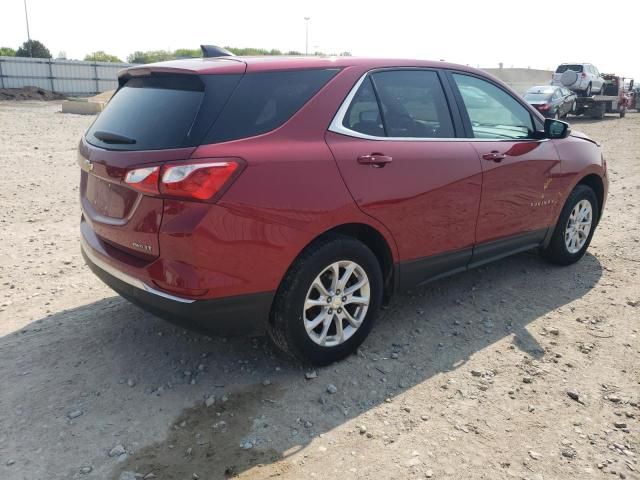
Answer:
[2, 0, 639, 80]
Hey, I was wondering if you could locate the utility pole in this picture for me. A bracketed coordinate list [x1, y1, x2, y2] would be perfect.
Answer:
[24, 0, 32, 57]
[304, 17, 310, 55]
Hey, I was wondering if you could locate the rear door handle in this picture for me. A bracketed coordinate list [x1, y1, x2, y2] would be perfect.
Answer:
[482, 151, 506, 162]
[357, 153, 393, 168]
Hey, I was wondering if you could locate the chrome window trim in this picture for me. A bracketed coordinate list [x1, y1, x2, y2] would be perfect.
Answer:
[81, 235, 196, 304]
[328, 70, 547, 143]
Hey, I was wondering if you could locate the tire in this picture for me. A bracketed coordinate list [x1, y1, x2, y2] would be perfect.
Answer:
[590, 103, 606, 119]
[620, 107, 626, 118]
[542, 185, 599, 265]
[584, 83, 592, 97]
[267, 235, 383, 365]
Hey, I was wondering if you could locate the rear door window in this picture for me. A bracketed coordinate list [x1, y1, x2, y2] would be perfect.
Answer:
[206, 69, 338, 143]
[370, 70, 455, 138]
[343, 77, 385, 136]
[86, 74, 241, 151]
[452, 73, 535, 140]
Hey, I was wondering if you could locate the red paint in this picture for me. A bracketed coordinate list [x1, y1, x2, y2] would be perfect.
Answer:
[79, 57, 607, 302]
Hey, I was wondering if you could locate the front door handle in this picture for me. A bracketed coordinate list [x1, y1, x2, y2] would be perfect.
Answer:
[357, 153, 393, 168]
[482, 151, 506, 162]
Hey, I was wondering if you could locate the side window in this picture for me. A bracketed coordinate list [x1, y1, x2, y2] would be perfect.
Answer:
[452, 74, 535, 140]
[206, 69, 338, 143]
[343, 77, 385, 137]
[371, 70, 455, 138]
[552, 89, 561, 101]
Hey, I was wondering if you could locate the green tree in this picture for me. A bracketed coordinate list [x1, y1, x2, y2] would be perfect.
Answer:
[126, 50, 174, 64]
[16, 40, 51, 58]
[0, 47, 16, 56]
[173, 48, 201, 58]
[84, 51, 122, 62]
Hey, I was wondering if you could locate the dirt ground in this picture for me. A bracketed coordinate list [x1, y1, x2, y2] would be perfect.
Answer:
[0, 101, 638, 480]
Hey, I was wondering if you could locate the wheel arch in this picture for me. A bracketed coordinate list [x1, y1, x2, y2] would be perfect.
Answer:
[319, 223, 395, 300]
[273, 222, 398, 312]
[577, 173, 605, 225]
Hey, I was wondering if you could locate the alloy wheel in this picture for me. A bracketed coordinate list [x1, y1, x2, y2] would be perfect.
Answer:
[564, 199, 593, 254]
[303, 260, 370, 347]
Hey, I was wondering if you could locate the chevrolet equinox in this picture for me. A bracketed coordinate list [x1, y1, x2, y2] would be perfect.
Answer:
[79, 53, 608, 364]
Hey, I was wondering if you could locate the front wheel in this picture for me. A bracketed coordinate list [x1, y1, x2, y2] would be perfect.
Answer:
[268, 236, 383, 365]
[542, 185, 598, 265]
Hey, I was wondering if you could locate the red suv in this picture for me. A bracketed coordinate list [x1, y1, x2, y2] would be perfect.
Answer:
[80, 55, 608, 365]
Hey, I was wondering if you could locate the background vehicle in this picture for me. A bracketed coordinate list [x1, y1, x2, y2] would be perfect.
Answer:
[79, 53, 608, 364]
[573, 74, 632, 118]
[523, 85, 576, 118]
[552, 63, 605, 96]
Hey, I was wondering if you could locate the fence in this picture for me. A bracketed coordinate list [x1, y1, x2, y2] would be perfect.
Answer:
[0, 56, 131, 96]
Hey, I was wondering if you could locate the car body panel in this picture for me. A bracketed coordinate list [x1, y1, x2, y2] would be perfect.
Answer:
[325, 132, 482, 262]
[470, 139, 563, 244]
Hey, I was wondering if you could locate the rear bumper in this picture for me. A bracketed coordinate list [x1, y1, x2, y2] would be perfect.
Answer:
[81, 235, 274, 336]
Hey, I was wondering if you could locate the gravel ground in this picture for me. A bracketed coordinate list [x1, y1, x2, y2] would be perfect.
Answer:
[0, 101, 639, 480]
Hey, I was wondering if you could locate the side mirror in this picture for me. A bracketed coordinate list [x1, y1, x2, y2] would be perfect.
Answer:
[544, 118, 571, 139]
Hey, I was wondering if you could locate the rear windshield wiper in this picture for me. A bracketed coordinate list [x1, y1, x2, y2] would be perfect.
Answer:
[93, 130, 137, 144]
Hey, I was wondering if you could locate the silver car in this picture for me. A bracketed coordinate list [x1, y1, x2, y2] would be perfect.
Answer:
[552, 63, 605, 97]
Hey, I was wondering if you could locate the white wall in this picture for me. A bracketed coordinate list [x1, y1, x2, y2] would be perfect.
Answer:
[0, 56, 131, 96]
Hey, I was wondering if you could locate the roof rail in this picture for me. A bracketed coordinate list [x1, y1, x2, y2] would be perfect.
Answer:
[200, 45, 234, 58]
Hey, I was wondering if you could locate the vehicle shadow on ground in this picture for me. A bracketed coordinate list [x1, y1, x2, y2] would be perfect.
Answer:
[0, 251, 603, 479]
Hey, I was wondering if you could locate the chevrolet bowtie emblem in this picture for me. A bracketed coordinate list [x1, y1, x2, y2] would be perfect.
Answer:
[84, 159, 94, 171]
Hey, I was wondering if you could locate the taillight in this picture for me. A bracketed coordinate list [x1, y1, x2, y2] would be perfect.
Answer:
[124, 159, 243, 201]
[124, 166, 160, 194]
[538, 103, 551, 111]
[160, 162, 239, 200]
[581, 73, 586, 78]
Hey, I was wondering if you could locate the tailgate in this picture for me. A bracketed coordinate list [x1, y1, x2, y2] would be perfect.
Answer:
[79, 68, 244, 261]
[78, 144, 196, 261]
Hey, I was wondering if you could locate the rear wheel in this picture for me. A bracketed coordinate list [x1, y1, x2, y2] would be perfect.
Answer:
[584, 83, 592, 97]
[542, 185, 598, 265]
[268, 235, 383, 365]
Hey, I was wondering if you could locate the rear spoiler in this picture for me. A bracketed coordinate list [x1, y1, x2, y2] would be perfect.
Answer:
[201, 45, 234, 58]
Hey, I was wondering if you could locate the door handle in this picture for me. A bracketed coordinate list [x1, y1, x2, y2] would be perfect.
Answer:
[482, 151, 506, 162]
[357, 153, 393, 168]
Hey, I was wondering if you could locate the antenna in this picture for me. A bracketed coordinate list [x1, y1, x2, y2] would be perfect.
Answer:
[200, 45, 234, 58]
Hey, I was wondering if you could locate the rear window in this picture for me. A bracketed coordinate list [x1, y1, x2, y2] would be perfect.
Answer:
[555, 64, 583, 73]
[524, 93, 552, 101]
[86, 74, 241, 151]
[205, 69, 338, 143]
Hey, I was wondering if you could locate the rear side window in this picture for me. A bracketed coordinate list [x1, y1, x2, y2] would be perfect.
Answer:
[556, 64, 584, 73]
[206, 69, 338, 143]
[343, 77, 384, 136]
[372, 70, 454, 138]
[86, 74, 241, 151]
